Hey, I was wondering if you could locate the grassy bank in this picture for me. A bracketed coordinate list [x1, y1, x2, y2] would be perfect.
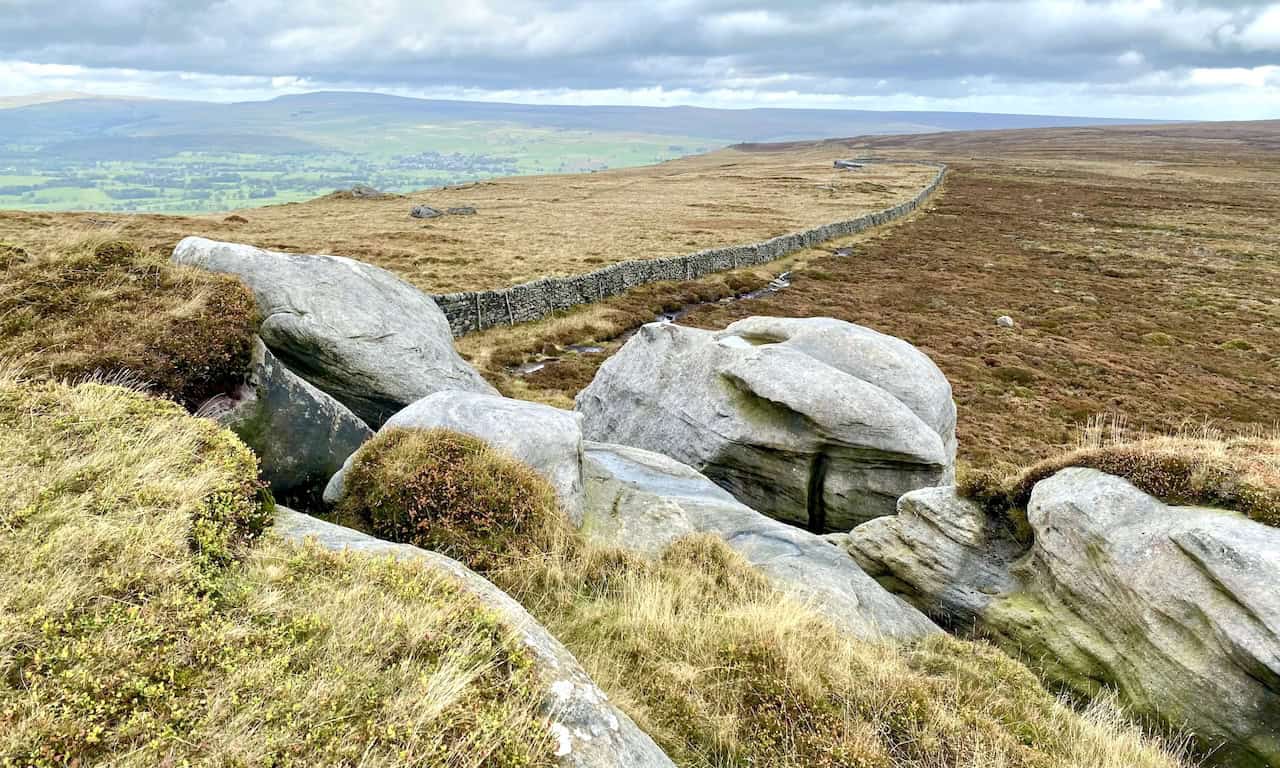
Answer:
[0, 377, 554, 767]
[337, 427, 1191, 768]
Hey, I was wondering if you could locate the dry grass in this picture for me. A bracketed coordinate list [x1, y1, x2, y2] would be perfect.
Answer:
[0, 148, 935, 293]
[339, 429, 1191, 768]
[0, 230, 258, 409]
[0, 376, 554, 767]
[471, 122, 1280, 468]
[959, 420, 1280, 528]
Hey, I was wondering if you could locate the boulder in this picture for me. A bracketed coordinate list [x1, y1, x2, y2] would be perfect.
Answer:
[325, 391, 586, 524]
[843, 486, 1024, 626]
[411, 205, 443, 219]
[201, 337, 371, 507]
[575, 317, 955, 531]
[273, 506, 675, 768]
[172, 237, 495, 427]
[583, 441, 939, 641]
[848, 470, 1280, 767]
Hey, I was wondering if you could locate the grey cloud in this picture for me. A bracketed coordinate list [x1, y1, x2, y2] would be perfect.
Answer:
[0, 0, 1277, 100]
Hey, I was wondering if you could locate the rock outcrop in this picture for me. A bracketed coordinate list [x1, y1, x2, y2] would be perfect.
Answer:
[848, 469, 1280, 767]
[844, 485, 1023, 626]
[273, 506, 675, 768]
[202, 337, 371, 506]
[583, 441, 939, 640]
[172, 237, 495, 426]
[575, 317, 955, 531]
[325, 391, 586, 523]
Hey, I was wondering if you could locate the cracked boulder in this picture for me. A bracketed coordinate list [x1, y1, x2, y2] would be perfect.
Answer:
[173, 236, 495, 427]
[325, 391, 586, 523]
[575, 317, 955, 531]
[583, 441, 939, 640]
[848, 470, 1280, 767]
[201, 337, 371, 507]
[273, 506, 675, 768]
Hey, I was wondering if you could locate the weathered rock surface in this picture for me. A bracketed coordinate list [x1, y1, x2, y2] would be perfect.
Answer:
[849, 469, 1280, 767]
[583, 441, 939, 641]
[273, 506, 674, 768]
[575, 317, 955, 531]
[325, 392, 585, 523]
[202, 337, 371, 506]
[844, 485, 1024, 626]
[172, 236, 495, 426]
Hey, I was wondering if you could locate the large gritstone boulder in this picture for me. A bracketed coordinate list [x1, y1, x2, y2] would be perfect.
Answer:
[172, 237, 495, 427]
[325, 391, 586, 524]
[575, 317, 955, 531]
[202, 337, 371, 507]
[847, 470, 1280, 767]
[583, 441, 939, 641]
[273, 507, 675, 768]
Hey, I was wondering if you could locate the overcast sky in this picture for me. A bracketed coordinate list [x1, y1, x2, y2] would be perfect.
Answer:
[1, 0, 1278, 119]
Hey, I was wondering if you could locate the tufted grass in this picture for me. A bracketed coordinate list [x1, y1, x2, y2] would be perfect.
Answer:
[337, 428, 562, 569]
[0, 230, 258, 409]
[959, 420, 1280, 529]
[342, 428, 1191, 768]
[0, 376, 554, 767]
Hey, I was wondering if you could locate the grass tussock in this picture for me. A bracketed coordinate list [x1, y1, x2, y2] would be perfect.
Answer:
[0, 376, 554, 767]
[338, 428, 562, 568]
[341, 429, 1191, 768]
[960, 419, 1280, 528]
[0, 230, 258, 408]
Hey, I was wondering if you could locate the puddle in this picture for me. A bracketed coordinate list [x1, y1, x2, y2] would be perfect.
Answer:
[511, 270, 794, 378]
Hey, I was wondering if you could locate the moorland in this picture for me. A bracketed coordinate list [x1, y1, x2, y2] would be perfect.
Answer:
[2, 118, 1278, 768]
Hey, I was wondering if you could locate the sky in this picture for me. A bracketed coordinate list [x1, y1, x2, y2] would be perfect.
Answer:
[1, 0, 1278, 119]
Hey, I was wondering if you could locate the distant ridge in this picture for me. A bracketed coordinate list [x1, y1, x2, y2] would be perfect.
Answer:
[0, 90, 1165, 152]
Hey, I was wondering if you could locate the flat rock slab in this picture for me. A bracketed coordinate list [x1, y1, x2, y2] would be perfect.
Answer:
[583, 441, 939, 641]
[273, 507, 675, 768]
[173, 236, 495, 427]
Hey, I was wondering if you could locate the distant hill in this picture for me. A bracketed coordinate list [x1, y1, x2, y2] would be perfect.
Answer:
[0, 91, 97, 110]
[0, 90, 1163, 154]
[0, 90, 1167, 213]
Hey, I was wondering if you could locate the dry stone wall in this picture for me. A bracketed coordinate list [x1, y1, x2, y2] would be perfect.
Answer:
[433, 160, 946, 337]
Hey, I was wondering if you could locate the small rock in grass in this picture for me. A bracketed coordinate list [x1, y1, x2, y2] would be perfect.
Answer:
[996, 315, 1016, 328]
[447, 206, 477, 216]
[410, 205, 443, 219]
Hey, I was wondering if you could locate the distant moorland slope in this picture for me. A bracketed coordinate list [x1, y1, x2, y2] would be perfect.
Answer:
[0, 91, 1161, 213]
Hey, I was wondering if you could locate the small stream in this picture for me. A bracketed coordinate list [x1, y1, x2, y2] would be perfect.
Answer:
[511, 270, 795, 376]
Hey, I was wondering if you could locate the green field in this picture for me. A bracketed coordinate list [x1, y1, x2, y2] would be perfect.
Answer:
[0, 124, 720, 213]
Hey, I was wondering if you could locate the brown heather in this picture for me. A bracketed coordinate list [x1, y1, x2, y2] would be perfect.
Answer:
[458, 123, 1280, 470]
[0, 230, 258, 408]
